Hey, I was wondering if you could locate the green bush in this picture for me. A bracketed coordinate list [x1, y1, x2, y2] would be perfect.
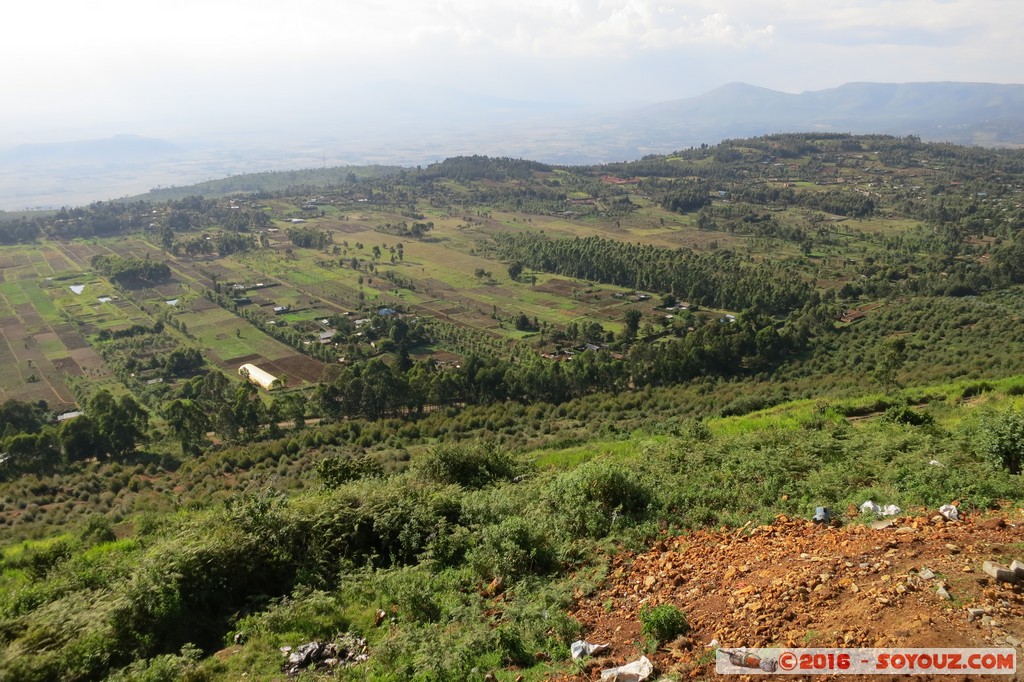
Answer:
[79, 515, 116, 545]
[977, 408, 1024, 474]
[467, 517, 555, 581]
[315, 453, 383, 488]
[416, 442, 519, 488]
[639, 603, 688, 646]
[546, 460, 653, 538]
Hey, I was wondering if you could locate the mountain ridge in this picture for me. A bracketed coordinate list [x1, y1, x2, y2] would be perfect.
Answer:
[616, 81, 1024, 148]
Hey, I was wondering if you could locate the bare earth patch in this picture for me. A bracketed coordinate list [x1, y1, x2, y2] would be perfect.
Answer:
[557, 511, 1024, 681]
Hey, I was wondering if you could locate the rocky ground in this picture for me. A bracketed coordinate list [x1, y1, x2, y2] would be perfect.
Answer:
[558, 506, 1024, 681]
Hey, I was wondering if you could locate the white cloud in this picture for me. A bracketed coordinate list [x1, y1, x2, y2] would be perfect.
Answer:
[1, 0, 1022, 143]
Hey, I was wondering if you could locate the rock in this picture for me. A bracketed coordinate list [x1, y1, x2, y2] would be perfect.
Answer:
[967, 607, 987, 622]
[895, 527, 915, 534]
[945, 543, 961, 554]
[871, 519, 895, 530]
[281, 634, 370, 677]
[982, 561, 1017, 583]
[931, 515, 946, 524]
[1011, 560, 1024, 581]
[977, 518, 1006, 530]
[936, 585, 952, 601]
[918, 568, 935, 580]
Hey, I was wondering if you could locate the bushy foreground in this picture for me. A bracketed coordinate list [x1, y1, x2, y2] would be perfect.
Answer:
[1, 409, 1022, 681]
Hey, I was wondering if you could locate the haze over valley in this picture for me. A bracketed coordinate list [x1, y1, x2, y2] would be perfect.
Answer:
[3, 80, 1023, 210]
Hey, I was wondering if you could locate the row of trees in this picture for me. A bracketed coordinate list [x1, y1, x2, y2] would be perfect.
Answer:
[489, 232, 812, 314]
[0, 392, 148, 479]
[316, 313, 801, 420]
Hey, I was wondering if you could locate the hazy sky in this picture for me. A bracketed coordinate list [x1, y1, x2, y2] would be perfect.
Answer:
[3, 0, 1021, 144]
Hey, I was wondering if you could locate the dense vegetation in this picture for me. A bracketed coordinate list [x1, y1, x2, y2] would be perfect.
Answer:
[1, 133, 1024, 680]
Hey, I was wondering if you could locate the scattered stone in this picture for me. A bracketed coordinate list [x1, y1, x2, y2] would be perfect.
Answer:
[982, 561, 1018, 583]
[936, 585, 952, 601]
[895, 527, 916, 535]
[967, 607, 987, 622]
[1011, 560, 1024, 581]
[918, 568, 935, 580]
[871, 519, 895, 531]
[945, 544, 961, 554]
[281, 634, 368, 677]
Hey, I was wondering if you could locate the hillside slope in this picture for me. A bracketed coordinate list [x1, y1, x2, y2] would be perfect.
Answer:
[564, 511, 1024, 680]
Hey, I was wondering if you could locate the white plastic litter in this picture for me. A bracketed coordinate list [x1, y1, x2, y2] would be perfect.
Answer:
[571, 640, 610, 659]
[939, 504, 959, 521]
[860, 500, 881, 515]
[860, 500, 901, 517]
[600, 655, 654, 681]
[929, 459, 944, 467]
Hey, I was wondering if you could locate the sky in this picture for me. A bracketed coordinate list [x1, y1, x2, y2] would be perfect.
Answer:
[2, 0, 1021, 145]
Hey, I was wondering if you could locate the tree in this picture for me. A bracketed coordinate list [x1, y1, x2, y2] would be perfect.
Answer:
[59, 415, 98, 463]
[163, 399, 209, 455]
[623, 308, 643, 340]
[873, 337, 907, 394]
[88, 391, 148, 458]
[507, 261, 524, 281]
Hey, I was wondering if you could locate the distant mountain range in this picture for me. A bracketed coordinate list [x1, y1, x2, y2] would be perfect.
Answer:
[604, 81, 1024, 151]
[2, 81, 1023, 210]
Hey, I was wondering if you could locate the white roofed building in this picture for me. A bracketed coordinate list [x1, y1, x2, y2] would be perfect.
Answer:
[238, 363, 279, 391]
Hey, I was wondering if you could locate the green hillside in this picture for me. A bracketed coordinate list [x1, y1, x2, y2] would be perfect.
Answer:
[1, 133, 1023, 680]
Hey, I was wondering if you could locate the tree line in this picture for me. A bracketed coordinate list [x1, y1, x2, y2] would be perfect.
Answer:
[488, 232, 812, 314]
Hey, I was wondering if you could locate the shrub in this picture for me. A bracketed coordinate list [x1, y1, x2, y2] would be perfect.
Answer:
[639, 603, 688, 646]
[467, 517, 555, 581]
[546, 460, 653, 538]
[416, 442, 519, 489]
[978, 409, 1024, 474]
[315, 453, 383, 488]
[882, 404, 935, 427]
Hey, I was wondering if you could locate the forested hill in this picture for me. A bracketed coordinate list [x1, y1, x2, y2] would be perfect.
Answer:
[1, 133, 1024, 681]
